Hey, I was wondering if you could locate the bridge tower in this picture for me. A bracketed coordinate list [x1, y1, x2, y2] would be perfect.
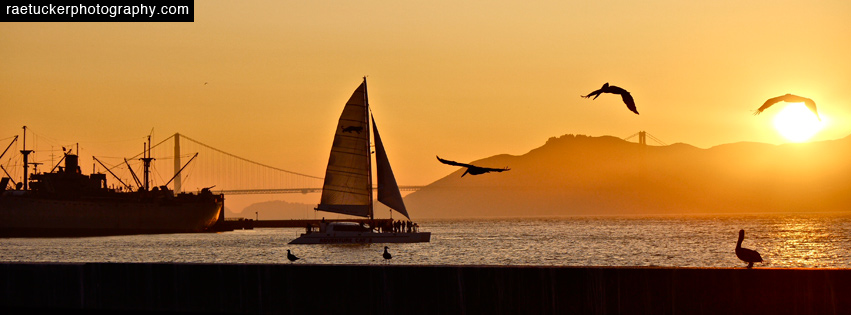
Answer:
[174, 133, 182, 194]
[624, 131, 665, 146]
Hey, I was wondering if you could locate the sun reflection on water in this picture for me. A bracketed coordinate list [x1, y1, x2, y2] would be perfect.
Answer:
[758, 215, 848, 268]
[1, 213, 849, 268]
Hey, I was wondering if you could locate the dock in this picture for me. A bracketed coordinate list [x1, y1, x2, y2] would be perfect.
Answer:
[213, 218, 395, 231]
[1, 262, 849, 314]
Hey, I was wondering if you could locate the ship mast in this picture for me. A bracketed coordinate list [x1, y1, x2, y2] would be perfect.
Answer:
[140, 135, 155, 191]
[20, 126, 32, 191]
[364, 77, 374, 220]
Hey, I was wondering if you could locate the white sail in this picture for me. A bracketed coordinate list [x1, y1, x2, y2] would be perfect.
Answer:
[372, 115, 410, 219]
[291, 78, 432, 244]
[316, 79, 371, 217]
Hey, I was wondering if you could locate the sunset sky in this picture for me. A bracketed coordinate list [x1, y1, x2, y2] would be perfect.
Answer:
[2, 0, 850, 188]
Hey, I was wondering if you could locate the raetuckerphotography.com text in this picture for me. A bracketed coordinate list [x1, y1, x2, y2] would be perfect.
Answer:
[2, 1, 193, 22]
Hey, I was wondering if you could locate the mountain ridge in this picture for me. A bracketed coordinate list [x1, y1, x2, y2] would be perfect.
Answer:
[405, 134, 851, 219]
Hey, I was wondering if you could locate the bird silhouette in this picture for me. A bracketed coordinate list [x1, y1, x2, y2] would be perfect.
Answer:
[383, 246, 392, 260]
[735, 229, 763, 268]
[436, 156, 510, 177]
[754, 94, 820, 121]
[287, 249, 300, 263]
[581, 82, 639, 115]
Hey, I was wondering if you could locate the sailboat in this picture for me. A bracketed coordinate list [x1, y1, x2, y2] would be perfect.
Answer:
[289, 78, 430, 244]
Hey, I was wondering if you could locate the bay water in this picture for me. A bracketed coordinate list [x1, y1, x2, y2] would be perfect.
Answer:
[2, 213, 849, 268]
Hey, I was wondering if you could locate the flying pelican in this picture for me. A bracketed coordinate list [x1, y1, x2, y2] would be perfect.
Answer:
[735, 229, 763, 268]
[581, 83, 639, 115]
[286, 249, 300, 263]
[383, 246, 392, 260]
[436, 156, 510, 177]
[754, 94, 820, 121]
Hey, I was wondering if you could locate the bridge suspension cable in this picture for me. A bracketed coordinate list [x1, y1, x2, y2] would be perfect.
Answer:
[97, 132, 326, 195]
[176, 134, 323, 180]
[623, 131, 667, 146]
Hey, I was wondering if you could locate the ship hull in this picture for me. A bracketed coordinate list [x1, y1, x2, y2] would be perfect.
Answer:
[0, 193, 223, 237]
[289, 231, 431, 244]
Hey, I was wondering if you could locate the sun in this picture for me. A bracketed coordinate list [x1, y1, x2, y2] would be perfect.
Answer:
[772, 103, 824, 142]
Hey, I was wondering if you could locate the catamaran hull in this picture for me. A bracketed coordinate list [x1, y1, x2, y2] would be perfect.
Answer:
[288, 232, 431, 244]
[0, 194, 223, 237]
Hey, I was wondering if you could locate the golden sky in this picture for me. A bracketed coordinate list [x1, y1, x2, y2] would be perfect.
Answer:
[2, 0, 850, 186]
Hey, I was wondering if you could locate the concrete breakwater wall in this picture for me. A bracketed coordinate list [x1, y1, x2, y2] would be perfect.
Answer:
[1, 263, 849, 314]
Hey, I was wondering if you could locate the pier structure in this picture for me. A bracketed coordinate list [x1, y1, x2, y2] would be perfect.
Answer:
[215, 217, 397, 231]
[1, 263, 849, 314]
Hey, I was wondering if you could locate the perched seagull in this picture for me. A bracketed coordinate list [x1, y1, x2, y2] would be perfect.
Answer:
[436, 156, 510, 177]
[754, 94, 820, 121]
[581, 82, 639, 115]
[383, 246, 392, 260]
[287, 249, 300, 263]
[735, 229, 763, 268]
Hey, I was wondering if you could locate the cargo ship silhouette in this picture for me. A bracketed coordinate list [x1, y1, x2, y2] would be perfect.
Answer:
[0, 127, 223, 237]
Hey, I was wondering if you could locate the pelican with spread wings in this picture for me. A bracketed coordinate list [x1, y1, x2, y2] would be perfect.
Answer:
[581, 82, 639, 115]
[754, 94, 820, 121]
[436, 156, 510, 177]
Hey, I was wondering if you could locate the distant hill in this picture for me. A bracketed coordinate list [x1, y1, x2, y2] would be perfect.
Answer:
[405, 134, 851, 219]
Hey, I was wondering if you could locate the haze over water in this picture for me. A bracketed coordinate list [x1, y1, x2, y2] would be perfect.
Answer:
[2, 213, 848, 268]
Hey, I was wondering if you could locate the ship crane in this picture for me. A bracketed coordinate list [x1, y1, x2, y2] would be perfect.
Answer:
[93, 156, 133, 191]
[0, 135, 18, 190]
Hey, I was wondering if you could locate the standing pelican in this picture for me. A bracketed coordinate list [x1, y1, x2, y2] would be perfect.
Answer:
[383, 246, 392, 260]
[581, 83, 639, 115]
[287, 249, 300, 262]
[436, 156, 510, 177]
[735, 229, 763, 268]
[754, 94, 820, 121]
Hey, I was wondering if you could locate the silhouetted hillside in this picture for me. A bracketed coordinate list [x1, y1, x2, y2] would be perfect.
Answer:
[405, 134, 851, 218]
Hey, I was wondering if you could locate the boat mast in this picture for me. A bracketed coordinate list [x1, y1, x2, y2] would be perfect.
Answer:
[20, 126, 32, 191]
[364, 76, 374, 220]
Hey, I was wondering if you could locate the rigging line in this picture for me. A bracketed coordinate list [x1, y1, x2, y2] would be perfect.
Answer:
[24, 128, 119, 148]
[123, 133, 175, 160]
[178, 134, 324, 180]
[109, 134, 175, 172]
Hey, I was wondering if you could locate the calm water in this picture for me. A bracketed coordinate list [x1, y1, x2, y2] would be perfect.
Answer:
[2, 213, 850, 268]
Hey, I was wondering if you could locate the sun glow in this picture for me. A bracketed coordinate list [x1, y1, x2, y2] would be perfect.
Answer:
[772, 103, 825, 142]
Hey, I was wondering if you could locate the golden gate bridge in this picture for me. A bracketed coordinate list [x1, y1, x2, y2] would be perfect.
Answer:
[103, 133, 424, 195]
[3, 130, 662, 196]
